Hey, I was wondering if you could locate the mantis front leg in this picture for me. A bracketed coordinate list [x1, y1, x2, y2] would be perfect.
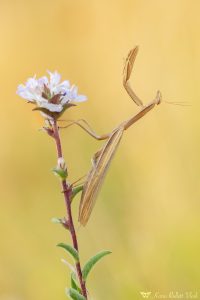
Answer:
[123, 46, 144, 107]
[59, 91, 161, 141]
[60, 46, 161, 138]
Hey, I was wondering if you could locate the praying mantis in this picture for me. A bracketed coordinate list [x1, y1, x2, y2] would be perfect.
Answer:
[61, 46, 162, 226]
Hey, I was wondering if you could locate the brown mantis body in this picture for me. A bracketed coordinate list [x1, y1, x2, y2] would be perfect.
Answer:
[61, 46, 162, 226]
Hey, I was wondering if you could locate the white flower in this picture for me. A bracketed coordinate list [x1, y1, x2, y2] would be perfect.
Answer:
[16, 71, 87, 116]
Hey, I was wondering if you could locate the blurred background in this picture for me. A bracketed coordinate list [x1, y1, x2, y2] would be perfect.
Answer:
[0, 0, 200, 299]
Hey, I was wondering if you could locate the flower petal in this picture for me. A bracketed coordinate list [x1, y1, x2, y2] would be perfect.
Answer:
[38, 76, 49, 87]
[26, 77, 38, 90]
[17, 71, 87, 117]
[48, 71, 61, 88]
[53, 80, 70, 94]
[62, 85, 87, 103]
[16, 84, 36, 102]
[74, 94, 87, 102]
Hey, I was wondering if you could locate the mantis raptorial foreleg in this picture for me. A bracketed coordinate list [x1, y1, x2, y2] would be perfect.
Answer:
[123, 46, 144, 107]
[60, 46, 161, 140]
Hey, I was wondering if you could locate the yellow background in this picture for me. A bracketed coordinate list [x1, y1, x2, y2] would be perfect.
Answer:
[0, 0, 200, 299]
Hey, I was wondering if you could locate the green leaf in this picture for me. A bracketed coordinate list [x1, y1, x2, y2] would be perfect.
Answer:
[66, 288, 86, 300]
[57, 243, 79, 262]
[71, 272, 81, 293]
[82, 250, 112, 281]
[71, 185, 83, 202]
[53, 167, 68, 180]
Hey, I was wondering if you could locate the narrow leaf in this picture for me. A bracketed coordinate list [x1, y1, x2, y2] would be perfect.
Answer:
[66, 288, 86, 300]
[53, 167, 68, 180]
[57, 243, 79, 262]
[71, 272, 81, 293]
[82, 250, 112, 281]
[71, 185, 83, 202]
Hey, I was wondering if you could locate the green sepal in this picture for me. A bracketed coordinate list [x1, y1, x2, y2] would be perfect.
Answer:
[59, 103, 76, 117]
[71, 185, 83, 202]
[66, 288, 86, 300]
[71, 272, 81, 293]
[53, 167, 68, 180]
[82, 250, 112, 282]
[57, 243, 79, 262]
[32, 107, 57, 119]
[33, 103, 76, 120]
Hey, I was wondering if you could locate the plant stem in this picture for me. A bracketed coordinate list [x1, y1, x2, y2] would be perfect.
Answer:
[52, 119, 88, 299]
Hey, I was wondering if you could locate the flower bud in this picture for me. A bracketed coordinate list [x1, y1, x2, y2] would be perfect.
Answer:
[53, 157, 68, 180]
[51, 217, 69, 230]
[57, 157, 66, 170]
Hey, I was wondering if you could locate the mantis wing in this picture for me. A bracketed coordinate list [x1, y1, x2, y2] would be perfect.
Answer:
[79, 127, 124, 226]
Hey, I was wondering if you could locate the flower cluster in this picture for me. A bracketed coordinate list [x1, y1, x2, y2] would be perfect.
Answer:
[17, 71, 87, 118]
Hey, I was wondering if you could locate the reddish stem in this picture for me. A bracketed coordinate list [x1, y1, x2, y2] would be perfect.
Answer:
[52, 119, 87, 299]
